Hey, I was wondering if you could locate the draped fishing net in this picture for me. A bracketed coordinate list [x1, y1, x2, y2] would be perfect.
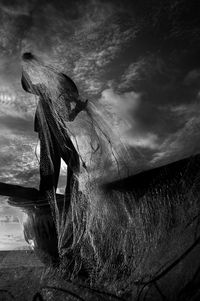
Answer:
[21, 53, 84, 263]
[21, 53, 200, 295]
[21, 53, 139, 290]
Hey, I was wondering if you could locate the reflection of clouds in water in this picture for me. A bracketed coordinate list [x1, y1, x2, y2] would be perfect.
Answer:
[0, 215, 19, 223]
[0, 222, 29, 250]
[0, 197, 25, 220]
[0, 197, 28, 250]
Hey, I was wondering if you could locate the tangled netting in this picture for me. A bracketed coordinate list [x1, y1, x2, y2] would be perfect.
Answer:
[21, 53, 200, 297]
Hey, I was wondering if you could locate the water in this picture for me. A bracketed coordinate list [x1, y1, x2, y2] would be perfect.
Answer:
[0, 197, 29, 251]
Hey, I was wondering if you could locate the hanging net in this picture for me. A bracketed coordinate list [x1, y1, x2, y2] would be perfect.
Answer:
[21, 52, 88, 269]
[20, 53, 200, 297]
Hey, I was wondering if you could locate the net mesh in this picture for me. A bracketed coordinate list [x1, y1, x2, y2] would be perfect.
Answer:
[21, 53, 200, 294]
[21, 54, 86, 267]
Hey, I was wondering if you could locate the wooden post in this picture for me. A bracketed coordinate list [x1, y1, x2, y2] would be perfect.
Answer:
[0, 182, 64, 208]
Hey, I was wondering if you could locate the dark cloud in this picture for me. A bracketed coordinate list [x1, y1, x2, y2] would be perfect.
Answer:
[0, 0, 200, 190]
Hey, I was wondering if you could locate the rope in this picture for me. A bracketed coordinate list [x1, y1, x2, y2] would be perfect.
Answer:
[1, 234, 200, 301]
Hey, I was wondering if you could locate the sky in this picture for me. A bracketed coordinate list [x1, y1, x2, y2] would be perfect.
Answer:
[0, 0, 200, 249]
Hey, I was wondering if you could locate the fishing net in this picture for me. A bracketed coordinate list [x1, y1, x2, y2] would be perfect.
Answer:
[20, 53, 200, 297]
[21, 53, 135, 290]
[21, 52, 88, 268]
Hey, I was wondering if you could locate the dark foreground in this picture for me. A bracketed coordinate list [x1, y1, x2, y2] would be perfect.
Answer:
[0, 251, 44, 301]
[1, 237, 200, 301]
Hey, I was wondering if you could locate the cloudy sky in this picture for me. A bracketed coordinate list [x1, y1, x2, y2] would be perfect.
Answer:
[0, 0, 200, 249]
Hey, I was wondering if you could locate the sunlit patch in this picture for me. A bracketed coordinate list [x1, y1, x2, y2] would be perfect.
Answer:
[60, 158, 67, 173]
[21, 212, 29, 225]
[35, 140, 40, 158]
[27, 239, 35, 250]
[0, 86, 16, 106]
